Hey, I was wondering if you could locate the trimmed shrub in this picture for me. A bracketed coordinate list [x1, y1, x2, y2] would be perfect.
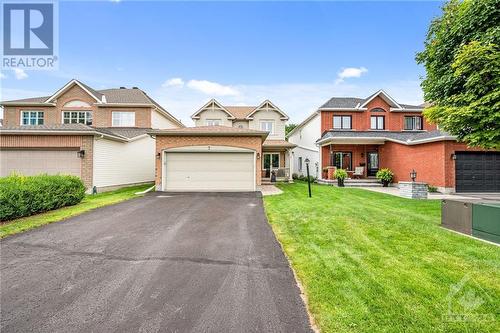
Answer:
[0, 173, 85, 221]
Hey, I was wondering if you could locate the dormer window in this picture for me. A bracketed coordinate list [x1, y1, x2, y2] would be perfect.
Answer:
[260, 120, 274, 134]
[404, 116, 423, 130]
[206, 119, 221, 126]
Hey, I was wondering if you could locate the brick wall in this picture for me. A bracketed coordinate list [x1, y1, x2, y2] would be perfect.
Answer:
[3, 83, 153, 128]
[0, 134, 94, 189]
[155, 135, 263, 189]
[320, 96, 437, 132]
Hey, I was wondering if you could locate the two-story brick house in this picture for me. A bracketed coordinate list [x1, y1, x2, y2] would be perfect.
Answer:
[0, 79, 183, 192]
[150, 99, 295, 192]
[290, 90, 499, 193]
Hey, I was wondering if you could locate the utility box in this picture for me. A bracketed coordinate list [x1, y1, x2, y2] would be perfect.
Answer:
[442, 199, 500, 244]
[442, 199, 473, 234]
[472, 202, 500, 244]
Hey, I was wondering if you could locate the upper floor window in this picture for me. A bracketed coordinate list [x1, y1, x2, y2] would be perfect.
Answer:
[112, 111, 135, 127]
[404, 116, 423, 130]
[206, 119, 221, 126]
[21, 111, 44, 125]
[370, 116, 385, 130]
[260, 120, 274, 134]
[63, 111, 92, 125]
[333, 115, 351, 129]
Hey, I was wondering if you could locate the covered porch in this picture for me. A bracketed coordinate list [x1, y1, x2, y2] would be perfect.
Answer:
[319, 139, 384, 180]
[261, 140, 297, 183]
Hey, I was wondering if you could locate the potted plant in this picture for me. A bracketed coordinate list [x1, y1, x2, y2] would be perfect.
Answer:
[334, 169, 348, 187]
[376, 168, 394, 187]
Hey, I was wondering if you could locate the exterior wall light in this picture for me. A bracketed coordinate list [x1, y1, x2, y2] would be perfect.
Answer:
[451, 154, 456, 160]
[257, 152, 260, 159]
[410, 169, 417, 182]
[78, 150, 85, 158]
[156, 152, 161, 159]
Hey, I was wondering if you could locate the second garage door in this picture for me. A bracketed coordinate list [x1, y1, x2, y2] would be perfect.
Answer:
[455, 152, 500, 192]
[0, 149, 81, 177]
[164, 152, 255, 192]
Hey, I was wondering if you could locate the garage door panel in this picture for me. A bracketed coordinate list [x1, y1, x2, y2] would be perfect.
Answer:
[0, 150, 81, 177]
[455, 152, 500, 192]
[164, 152, 254, 192]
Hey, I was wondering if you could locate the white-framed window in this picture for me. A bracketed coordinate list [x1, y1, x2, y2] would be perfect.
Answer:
[112, 112, 135, 127]
[333, 116, 351, 129]
[63, 111, 93, 125]
[404, 116, 423, 130]
[298, 157, 303, 171]
[260, 120, 274, 134]
[21, 111, 44, 125]
[370, 116, 384, 130]
[206, 119, 221, 126]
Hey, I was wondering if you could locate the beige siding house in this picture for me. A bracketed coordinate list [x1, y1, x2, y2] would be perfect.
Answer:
[0, 79, 183, 192]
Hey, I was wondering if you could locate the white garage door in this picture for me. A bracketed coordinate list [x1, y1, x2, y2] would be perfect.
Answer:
[0, 150, 81, 177]
[164, 152, 255, 192]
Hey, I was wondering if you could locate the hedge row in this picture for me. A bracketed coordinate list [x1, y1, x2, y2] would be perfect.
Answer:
[0, 174, 86, 221]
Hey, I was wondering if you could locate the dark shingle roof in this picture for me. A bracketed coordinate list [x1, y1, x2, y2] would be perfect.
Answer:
[96, 127, 151, 139]
[319, 97, 364, 109]
[0, 123, 94, 131]
[318, 130, 454, 144]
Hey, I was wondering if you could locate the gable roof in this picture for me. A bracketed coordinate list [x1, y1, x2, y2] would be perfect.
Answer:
[245, 100, 289, 120]
[0, 79, 183, 127]
[45, 79, 104, 103]
[318, 90, 423, 111]
[191, 99, 235, 120]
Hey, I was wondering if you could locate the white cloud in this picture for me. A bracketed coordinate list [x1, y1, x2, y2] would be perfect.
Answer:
[153, 79, 423, 126]
[186, 79, 240, 96]
[162, 77, 184, 88]
[336, 67, 368, 84]
[0, 72, 6, 79]
[13, 68, 28, 80]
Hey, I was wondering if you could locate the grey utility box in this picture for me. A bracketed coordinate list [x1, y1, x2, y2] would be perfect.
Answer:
[441, 199, 473, 235]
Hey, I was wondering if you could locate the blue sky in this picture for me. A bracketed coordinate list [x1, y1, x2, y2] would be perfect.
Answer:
[0, 0, 443, 124]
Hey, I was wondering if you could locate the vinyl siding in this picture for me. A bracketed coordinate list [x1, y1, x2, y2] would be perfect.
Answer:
[93, 136, 155, 188]
[248, 109, 286, 140]
[194, 109, 232, 127]
[289, 114, 320, 177]
[151, 109, 180, 129]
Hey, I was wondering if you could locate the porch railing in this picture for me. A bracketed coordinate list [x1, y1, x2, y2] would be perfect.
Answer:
[261, 168, 290, 179]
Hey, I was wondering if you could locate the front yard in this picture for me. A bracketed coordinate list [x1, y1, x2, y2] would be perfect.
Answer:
[264, 182, 499, 332]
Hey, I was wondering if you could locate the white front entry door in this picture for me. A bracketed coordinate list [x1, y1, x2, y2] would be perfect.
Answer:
[163, 152, 255, 192]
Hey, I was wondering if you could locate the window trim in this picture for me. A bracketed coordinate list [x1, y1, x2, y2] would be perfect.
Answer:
[404, 116, 423, 131]
[20, 110, 44, 125]
[260, 120, 275, 134]
[330, 151, 353, 171]
[206, 119, 222, 126]
[370, 115, 385, 130]
[112, 111, 136, 127]
[62, 111, 93, 125]
[332, 115, 352, 130]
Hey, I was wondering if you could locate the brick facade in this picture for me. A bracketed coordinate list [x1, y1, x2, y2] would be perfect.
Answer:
[3, 84, 154, 128]
[155, 135, 263, 189]
[0, 134, 94, 189]
[320, 96, 437, 132]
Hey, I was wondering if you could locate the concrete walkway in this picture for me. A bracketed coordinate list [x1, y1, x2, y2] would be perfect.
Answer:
[359, 186, 500, 201]
[260, 185, 283, 196]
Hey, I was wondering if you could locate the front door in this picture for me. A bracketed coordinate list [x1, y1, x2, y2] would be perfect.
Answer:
[367, 152, 379, 177]
[263, 153, 280, 178]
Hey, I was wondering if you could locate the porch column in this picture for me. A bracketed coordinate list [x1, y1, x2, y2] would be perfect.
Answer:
[318, 143, 323, 180]
[288, 148, 294, 183]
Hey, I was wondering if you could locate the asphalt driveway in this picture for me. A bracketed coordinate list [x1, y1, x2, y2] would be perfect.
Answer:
[1, 192, 312, 333]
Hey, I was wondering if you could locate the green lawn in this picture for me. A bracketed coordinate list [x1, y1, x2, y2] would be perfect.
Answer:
[264, 182, 499, 333]
[0, 184, 152, 238]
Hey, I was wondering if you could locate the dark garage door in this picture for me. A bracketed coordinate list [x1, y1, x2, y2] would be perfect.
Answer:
[455, 152, 500, 192]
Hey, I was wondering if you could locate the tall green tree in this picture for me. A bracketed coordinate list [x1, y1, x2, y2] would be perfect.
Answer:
[416, 0, 500, 149]
[285, 123, 297, 136]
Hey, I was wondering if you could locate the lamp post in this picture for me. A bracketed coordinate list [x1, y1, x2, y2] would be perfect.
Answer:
[410, 169, 417, 182]
[305, 158, 312, 198]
